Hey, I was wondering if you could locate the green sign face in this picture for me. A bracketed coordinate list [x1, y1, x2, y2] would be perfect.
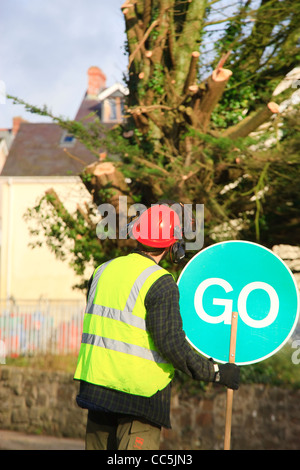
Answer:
[178, 241, 300, 365]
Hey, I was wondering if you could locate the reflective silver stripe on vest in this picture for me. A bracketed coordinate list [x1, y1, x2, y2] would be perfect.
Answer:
[88, 305, 146, 330]
[86, 260, 113, 313]
[86, 263, 163, 331]
[81, 333, 168, 364]
[123, 264, 162, 312]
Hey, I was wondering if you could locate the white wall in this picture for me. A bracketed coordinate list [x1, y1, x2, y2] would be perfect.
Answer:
[0, 176, 94, 301]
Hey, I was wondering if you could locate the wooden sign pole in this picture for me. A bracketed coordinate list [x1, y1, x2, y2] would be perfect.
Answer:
[224, 311, 238, 450]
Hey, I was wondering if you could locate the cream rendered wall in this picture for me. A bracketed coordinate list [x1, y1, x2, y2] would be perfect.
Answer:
[0, 176, 94, 301]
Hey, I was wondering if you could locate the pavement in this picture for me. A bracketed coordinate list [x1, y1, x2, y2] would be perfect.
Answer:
[0, 429, 85, 450]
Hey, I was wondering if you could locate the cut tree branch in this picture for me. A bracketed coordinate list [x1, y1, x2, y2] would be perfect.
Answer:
[76, 204, 96, 229]
[223, 102, 280, 140]
[196, 67, 233, 131]
[81, 161, 132, 208]
[63, 148, 87, 166]
[183, 51, 200, 94]
[128, 19, 159, 69]
[216, 50, 232, 75]
[45, 188, 74, 224]
[129, 104, 173, 114]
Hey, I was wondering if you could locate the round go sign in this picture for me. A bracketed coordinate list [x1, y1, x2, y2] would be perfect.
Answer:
[177, 241, 299, 365]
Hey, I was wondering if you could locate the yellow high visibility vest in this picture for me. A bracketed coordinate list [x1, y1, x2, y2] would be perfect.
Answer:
[74, 253, 175, 397]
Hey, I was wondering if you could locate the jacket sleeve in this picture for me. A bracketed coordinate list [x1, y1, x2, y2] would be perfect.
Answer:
[145, 274, 215, 383]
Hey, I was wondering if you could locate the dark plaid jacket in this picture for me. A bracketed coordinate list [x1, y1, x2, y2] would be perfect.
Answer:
[76, 252, 215, 428]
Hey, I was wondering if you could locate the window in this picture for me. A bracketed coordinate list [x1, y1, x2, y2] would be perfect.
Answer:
[120, 98, 125, 118]
[102, 95, 126, 123]
[60, 131, 76, 147]
[109, 98, 117, 121]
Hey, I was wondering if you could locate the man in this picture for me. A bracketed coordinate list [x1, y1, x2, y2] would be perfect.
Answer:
[74, 204, 240, 450]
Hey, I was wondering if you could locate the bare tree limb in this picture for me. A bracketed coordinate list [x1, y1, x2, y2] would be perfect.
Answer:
[128, 19, 159, 69]
[223, 102, 280, 139]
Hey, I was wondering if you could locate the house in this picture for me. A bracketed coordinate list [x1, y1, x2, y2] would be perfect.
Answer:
[0, 67, 128, 303]
[0, 117, 24, 173]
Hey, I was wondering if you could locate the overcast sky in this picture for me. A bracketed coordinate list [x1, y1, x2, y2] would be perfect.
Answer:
[0, 1, 256, 130]
[0, 0, 127, 128]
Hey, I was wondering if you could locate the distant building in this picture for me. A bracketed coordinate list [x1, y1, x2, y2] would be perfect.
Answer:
[0, 67, 127, 302]
[1, 67, 128, 177]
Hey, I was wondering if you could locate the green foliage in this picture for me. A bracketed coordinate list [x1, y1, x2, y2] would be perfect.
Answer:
[211, 84, 260, 128]
[240, 343, 300, 389]
[147, 64, 165, 96]
[8, 95, 108, 157]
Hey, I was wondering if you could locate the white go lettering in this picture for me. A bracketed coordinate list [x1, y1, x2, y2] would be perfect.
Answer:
[194, 278, 233, 325]
[194, 278, 279, 328]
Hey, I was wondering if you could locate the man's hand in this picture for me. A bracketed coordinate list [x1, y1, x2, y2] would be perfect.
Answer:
[216, 363, 240, 390]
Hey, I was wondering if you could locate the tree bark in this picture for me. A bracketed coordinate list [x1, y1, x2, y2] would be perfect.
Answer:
[173, 0, 207, 93]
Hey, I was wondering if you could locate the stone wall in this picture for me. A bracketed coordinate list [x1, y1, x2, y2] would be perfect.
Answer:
[0, 366, 299, 450]
[0, 366, 87, 439]
[162, 384, 300, 450]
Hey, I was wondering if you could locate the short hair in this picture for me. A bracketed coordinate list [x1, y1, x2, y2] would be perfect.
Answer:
[137, 242, 167, 257]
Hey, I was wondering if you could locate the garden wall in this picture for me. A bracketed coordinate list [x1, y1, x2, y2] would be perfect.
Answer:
[0, 366, 299, 450]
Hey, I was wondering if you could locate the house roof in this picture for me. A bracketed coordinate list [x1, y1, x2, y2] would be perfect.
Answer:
[0, 122, 98, 176]
[74, 95, 103, 122]
[1, 77, 127, 177]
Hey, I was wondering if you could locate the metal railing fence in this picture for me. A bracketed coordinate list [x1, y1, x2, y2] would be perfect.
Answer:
[0, 300, 85, 358]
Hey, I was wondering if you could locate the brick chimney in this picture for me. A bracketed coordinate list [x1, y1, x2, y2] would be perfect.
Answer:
[12, 116, 27, 136]
[87, 66, 106, 97]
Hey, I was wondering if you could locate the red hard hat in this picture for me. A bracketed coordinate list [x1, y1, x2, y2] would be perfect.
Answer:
[132, 204, 182, 248]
